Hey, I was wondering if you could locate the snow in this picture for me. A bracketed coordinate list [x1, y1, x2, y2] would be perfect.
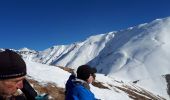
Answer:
[26, 59, 168, 99]
[26, 60, 70, 87]
[26, 60, 133, 100]
[19, 47, 31, 51]
[91, 85, 130, 100]
[16, 16, 170, 99]
[136, 76, 169, 99]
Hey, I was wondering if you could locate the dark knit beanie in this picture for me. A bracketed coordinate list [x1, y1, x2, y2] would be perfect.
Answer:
[0, 49, 26, 80]
[77, 65, 97, 81]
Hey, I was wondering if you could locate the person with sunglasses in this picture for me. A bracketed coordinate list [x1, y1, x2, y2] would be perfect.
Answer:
[65, 65, 98, 100]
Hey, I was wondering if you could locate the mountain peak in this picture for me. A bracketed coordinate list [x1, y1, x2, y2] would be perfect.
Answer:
[19, 47, 32, 51]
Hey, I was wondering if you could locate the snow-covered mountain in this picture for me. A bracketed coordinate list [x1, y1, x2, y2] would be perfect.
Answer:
[3, 16, 170, 99]
[89, 17, 170, 81]
[19, 32, 114, 69]
[19, 17, 170, 78]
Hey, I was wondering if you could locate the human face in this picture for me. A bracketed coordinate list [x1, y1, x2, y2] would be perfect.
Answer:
[0, 76, 25, 96]
[87, 74, 95, 84]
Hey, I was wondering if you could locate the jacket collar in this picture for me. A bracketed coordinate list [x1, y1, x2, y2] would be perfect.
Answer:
[73, 78, 90, 90]
[0, 96, 3, 100]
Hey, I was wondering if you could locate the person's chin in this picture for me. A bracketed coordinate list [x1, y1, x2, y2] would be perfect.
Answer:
[2, 94, 12, 98]
[8, 91, 16, 96]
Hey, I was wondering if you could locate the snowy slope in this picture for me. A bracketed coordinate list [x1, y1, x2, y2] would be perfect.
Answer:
[10, 16, 170, 99]
[26, 60, 165, 100]
[26, 60, 131, 100]
[53, 33, 114, 68]
[26, 60, 168, 100]
[136, 76, 169, 99]
[89, 17, 170, 80]
[19, 32, 114, 69]
[18, 48, 38, 61]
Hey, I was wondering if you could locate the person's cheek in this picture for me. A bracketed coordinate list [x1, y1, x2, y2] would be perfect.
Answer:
[16, 81, 23, 89]
[6, 84, 17, 94]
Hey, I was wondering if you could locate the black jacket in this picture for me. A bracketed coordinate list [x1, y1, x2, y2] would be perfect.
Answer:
[0, 95, 26, 100]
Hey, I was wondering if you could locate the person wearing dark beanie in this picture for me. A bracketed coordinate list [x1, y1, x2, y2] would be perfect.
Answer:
[65, 65, 99, 100]
[0, 49, 26, 79]
[0, 49, 49, 100]
[77, 65, 97, 81]
[0, 49, 27, 100]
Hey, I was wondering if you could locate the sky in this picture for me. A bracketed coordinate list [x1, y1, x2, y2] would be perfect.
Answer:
[0, 0, 170, 51]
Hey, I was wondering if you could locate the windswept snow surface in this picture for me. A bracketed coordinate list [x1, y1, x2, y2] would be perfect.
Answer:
[20, 32, 115, 69]
[26, 60, 70, 88]
[136, 76, 169, 99]
[26, 60, 131, 100]
[90, 17, 170, 80]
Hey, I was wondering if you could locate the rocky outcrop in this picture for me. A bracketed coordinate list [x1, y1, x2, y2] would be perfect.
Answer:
[165, 74, 170, 97]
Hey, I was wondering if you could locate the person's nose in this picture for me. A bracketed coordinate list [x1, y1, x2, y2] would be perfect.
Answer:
[16, 80, 23, 89]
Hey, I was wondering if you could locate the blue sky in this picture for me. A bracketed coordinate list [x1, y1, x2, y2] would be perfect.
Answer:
[0, 0, 170, 51]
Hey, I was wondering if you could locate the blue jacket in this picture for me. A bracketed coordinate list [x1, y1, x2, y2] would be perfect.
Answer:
[65, 75, 97, 100]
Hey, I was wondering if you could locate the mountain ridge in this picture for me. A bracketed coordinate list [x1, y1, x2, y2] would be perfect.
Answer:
[15, 17, 170, 79]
